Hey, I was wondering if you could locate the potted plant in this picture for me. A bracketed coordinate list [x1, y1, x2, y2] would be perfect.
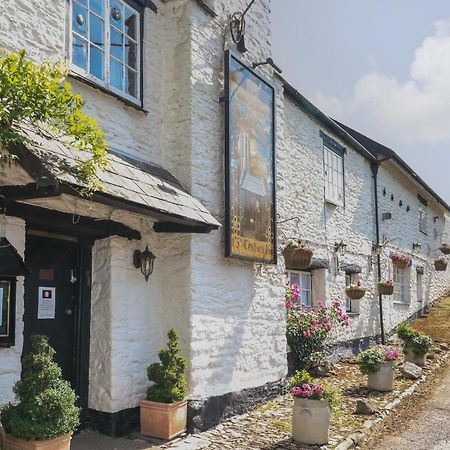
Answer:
[345, 281, 366, 300]
[0, 335, 79, 450]
[378, 279, 395, 296]
[289, 370, 340, 446]
[396, 321, 433, 366]
[390, 253, 411, 269]
[281, 240, 313, 270]
[140, 329, 188, 440]
[357, 345, 400, 392]
[434, 256, 448, 271]
[439, 243, 450, 255]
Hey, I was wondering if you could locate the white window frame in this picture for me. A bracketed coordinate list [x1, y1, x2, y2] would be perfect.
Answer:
[393, 267, 409, 304]
[323, 145, 344, 206]
[286, 270, 312, 307]
[419, 203, 427, 234]
[416, 272, 423, 303]
[69, 0, 142, 105]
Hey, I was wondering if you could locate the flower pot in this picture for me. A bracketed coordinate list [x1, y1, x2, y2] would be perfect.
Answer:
[283, 246, 313, 270]
[392, 259, 409, 269]
[5, 433, 72, 450]
[404, 346, 426, 367]
[378, 284, 394, 296]
[345, 287, 366, 300]
[140, 399, 187, 440]
[434, 260, 447, 271]
[440, 244, 450, 255]
[367, 361, 394, 392]
[292, 398, 330, 445]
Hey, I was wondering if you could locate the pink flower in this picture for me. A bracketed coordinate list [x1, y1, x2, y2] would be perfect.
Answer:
[291, 387, 301, 396]
[285, 300, 293, 310]
[303, 330, 311, 338]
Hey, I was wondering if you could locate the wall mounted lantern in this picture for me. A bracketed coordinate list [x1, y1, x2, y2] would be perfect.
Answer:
[334, 241, 347, 256]
[372, 243, 383, 256]
[133, 246, 156, 282]
[412, 242, 422, 253]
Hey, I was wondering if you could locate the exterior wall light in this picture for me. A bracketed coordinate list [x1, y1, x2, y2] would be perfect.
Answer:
[133, 246, 156, 281]
[334, 241, 347, 256]
[372, 243, 383, 256]
[412, 242, 422, 252]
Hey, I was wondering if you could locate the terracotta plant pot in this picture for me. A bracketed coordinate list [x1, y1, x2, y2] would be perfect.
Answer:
[378, 284, 394, 296]
[392, 259, 409, 269]
[367, 361, 394, 392]
[345, 287, 366, 300]
[434, 260, 447, 271]
[404, 347, 426, 367]
[4, 433, 72, 450]
[292, 398, 330, 445]
[283, 246, 313, 270]
[140, 399, 187, 440]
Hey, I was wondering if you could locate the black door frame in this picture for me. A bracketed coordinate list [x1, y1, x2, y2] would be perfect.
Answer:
[24, 230, 92, 411]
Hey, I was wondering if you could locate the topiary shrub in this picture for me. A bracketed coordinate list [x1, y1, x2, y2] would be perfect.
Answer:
[0, 335, 80, 441]
[147, 329, 188, 404]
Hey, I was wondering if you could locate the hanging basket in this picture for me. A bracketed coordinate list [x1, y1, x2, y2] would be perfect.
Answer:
[440, 244, 450, 255]
[434, 259, 448, 271]
[283, 246, 313, 270]
[345, 286, 366, 300]
[378, 284, 394, 296]
[392, 259, 409, 270]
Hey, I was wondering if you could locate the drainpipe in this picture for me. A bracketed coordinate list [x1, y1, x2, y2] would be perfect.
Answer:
[371, 161, 385, 345]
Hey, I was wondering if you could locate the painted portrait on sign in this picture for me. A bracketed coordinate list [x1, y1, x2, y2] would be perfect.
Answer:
[225, 52, 276, 263]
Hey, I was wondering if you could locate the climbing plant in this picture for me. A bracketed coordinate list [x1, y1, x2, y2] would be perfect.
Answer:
[0, 49, 108, 193]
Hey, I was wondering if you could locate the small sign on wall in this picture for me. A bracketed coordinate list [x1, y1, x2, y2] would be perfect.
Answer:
[38, 287, 56, 320]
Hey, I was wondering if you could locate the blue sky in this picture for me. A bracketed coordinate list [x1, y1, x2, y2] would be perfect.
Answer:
[272, 1, 450, 203]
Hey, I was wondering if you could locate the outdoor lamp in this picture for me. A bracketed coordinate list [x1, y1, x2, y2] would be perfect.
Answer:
[133, 246, 156, 281]
[334, 241, 347, 256]
[372, 243, 383, 256]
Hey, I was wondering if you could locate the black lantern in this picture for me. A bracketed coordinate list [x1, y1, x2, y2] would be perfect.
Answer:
[133, 246, 156, 281]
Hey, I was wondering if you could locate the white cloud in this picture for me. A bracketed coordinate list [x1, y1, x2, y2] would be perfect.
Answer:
[314, 18, 450, 145]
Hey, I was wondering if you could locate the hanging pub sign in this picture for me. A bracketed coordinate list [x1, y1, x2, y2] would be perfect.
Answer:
[224, 51, 276, 263]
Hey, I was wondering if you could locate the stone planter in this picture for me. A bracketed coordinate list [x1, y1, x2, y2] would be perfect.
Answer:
[404, 347, 426, 367]
[140, 399, 187, 440]
[367, 361, 394, 392]
[4, 433, 72, 450]
[292, 398, 330, 445]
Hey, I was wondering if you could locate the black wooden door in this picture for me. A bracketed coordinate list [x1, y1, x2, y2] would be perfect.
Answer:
[23, 236, 81, 386]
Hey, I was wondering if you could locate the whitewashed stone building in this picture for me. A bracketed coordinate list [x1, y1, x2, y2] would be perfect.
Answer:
[0, 0, 449, 436]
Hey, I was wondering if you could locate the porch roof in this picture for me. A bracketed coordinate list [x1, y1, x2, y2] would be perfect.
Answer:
[4, 127, 220, 233]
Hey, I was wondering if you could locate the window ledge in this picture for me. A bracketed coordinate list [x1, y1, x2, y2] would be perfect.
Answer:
[325, 198, 343, 208]
[346, 312, 360, 317]
[393, 301, 410, 306]
[68, 73, 148, 114]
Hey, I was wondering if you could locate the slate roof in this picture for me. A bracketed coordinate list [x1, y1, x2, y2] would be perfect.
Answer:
[12, 126, 220, 229]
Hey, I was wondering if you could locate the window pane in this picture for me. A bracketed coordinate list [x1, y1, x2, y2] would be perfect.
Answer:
[110, 28, 123, 60]
[90, 45, 104, 80]
[301, 290, 309, 306]
[289, 272, 300, 286]
[72, 36, 87, 70]
[125, 38, 137, 69]
[90, 0, 104, 16]
[110, 0, 124, 30]
[124, 7, 137, 39]
[72, 1, 87, 37]
[110, 58, 123, 90]
[125, 67, 137, 97]
[78, 0, 87, 5]
[90, 13, 104, 47]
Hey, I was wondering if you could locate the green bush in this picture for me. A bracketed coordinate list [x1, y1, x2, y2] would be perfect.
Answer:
[396, 321, 433, 356]
[147, 329, 188, 403]
[288, 370, 312, 390]
[0, 335, 80, 441]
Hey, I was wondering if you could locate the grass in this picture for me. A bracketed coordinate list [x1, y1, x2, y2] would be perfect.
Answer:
[413, 296, 450, 342]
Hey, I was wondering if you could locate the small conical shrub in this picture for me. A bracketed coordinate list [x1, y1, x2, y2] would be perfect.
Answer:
[1, 335, 80, 441]
[147, 328, 188, 403]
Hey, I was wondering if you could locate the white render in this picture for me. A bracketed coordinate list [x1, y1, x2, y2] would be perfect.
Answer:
[0, 0, 449, 423]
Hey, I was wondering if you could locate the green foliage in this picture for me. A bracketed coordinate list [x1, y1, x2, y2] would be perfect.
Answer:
[0, 50, 108, 193]
[357, 346, 386, 375]
[288, 370, 312, 389]
[147, 329, 188, 404]
[321, 384, 342, 411]
[0, 335, 80, 441]
[396, 321, 433, 356]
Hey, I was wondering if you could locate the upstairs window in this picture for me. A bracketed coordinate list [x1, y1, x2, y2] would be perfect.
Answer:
[70, 0, 142, 104]
[321, 132, 345, 206]
[418, 195, 427, 234]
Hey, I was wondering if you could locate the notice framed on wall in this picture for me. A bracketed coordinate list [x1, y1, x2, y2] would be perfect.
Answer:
[38, 287, 56, 319]
[224, 51, 277, 264]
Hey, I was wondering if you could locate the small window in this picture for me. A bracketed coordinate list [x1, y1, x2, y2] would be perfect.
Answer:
[345, 273, 360, 313]
[419, 203, 427, 234]
[70, 0, 142, 104]
[393, 267, 409, 304]
[287, 270, 312, 307]
[0, 278, 16, 347]
[323, 144, 344, 206]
